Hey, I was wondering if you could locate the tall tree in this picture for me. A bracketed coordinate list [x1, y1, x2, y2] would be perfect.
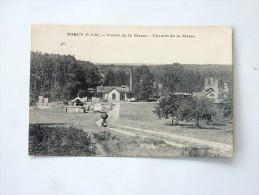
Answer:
[104, 70, 115, 86]
[153, 83, 160, 98]
[133, 65, 154, 100]
[114, 70, 128, 86]
[154, 95, 186, 125]
[188, 97, 217, 127]
[160, 63, 183, 94]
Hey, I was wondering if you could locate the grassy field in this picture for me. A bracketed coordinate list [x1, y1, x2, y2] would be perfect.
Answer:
[29, 107, 102, 133]
[29, 107, 181, 156]
[117, 102, 233, 144]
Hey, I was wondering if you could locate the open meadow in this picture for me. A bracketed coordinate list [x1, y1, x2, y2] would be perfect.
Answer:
[29, 107, 102, 133]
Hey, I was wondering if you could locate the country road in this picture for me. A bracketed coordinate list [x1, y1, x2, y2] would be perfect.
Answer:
[107, 103, 120, 123]
[109, 123, 233, 157]
[96, 103, 120, 127]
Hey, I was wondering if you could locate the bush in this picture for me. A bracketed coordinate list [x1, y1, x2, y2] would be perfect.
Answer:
[181, 145, 222, 157]
[29, 124, 97, 156]
[93, 131, 120, 156]
[181, 145, 210, 157]
[93, 131, 113, 142]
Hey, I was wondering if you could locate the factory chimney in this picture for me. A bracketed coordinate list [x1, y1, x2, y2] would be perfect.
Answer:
[130, 66, 133, 93]
[214, 79, 219, 102]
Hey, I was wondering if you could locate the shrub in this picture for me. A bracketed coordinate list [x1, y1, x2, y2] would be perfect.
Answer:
[29, 124, 97, 156]
[93, 131, 113, 142]
[181, 145, 210, 157]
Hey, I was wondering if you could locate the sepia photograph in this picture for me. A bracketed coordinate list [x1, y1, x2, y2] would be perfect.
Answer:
[29, 25, 233, 157]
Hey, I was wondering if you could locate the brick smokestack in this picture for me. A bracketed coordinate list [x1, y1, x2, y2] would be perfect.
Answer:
[130, 66, 133, 93]
[215, 79, 219, 102]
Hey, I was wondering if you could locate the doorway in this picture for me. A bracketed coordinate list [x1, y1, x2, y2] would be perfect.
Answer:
[112, 93, 116, 100]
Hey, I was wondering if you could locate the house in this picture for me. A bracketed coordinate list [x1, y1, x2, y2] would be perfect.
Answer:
[97, 85, 130, 101]
[193, 78, 230, 103]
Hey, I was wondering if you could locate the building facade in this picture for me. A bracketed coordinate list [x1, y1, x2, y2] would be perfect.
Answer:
[97, 86, 130, 101]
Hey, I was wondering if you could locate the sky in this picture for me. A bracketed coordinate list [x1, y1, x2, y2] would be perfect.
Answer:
[31, 25, 232, 65]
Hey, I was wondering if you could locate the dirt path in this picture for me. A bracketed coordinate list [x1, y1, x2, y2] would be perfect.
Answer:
[107, 103, 120, 123]
[96, 103, 120, 126]
[109, 123, 232, 157]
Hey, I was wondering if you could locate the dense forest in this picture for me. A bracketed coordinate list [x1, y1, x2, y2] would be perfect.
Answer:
[30, 52, 102, 101]
[30, 52, 232, 102]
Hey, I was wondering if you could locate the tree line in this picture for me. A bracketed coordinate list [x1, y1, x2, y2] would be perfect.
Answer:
[30, 52, 232, 104]
[154, 95, 232, 127]
[30, 52, 131, 102]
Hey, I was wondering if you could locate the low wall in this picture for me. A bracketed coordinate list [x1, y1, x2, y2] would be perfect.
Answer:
[66, 106, 84, 113]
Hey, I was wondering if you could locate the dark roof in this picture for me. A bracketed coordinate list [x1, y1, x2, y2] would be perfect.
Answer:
[97, 86, 130, 93]
[193, 88, 214, 98]
[97, 86, 114, 93]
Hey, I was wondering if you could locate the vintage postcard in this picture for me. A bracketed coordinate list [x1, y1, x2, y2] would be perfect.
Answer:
[29, 25, 233, 157]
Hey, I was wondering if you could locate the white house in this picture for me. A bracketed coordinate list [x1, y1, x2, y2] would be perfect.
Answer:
[97, 86, 130, 101]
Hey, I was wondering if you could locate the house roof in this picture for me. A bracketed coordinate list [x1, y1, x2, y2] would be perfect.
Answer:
[71, 97, 85, 103]
[97, 86, 130, 94]
[193, 88, 215, 98]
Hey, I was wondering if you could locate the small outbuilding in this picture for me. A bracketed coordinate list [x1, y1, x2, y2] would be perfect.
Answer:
[66, 97, 88, 113]
[71, 97, 87, 106]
